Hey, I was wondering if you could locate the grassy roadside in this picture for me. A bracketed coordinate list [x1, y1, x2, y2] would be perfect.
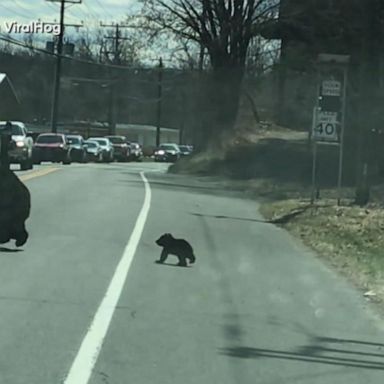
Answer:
[170, 126, 384, 307]
[260, 199, 384, 306]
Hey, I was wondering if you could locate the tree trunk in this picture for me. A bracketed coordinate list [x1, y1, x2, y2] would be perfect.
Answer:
[276, 38, 288, 125]
[198, 66, 244, 150]
[244, 90, 261, 124]
[354, 0, 381, 205]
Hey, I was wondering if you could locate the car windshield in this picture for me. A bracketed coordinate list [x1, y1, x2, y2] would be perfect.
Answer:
[4, 3, 384, 384]
[67, 137, 80, 144]
[108, 137, 125, 144]
[91, 139, 107, 145]
[0, 123, 23, 135]
[159, 145, 176, 151]
[36, 135, 63, 144]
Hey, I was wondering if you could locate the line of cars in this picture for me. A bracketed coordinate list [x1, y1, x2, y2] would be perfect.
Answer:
[153, 143, 193, 162]
[32, 133, 143, 165]
[1, 121, 193, 170]
[1, 121, 143, 169]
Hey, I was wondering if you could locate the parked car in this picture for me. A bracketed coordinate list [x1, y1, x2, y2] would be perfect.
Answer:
[87, 137, 114, 162]
[129, 142, 143, 162]
[154, 143, 181, 162]
[105, 135, 130, 162]
[178, 145, 193, 157]
[32, 133, 71, 164]
[66, 135, 88, 163]
[84, 140, 103, 162]
[0, 121, 34, 170]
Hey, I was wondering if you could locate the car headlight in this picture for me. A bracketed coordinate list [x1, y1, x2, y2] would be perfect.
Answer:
[15, 141, 25, 148]
[157, 150, 165, 155]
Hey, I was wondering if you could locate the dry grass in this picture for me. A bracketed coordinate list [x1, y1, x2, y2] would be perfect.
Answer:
[170, 123, 384, 308]
[260, 200, 384, 305]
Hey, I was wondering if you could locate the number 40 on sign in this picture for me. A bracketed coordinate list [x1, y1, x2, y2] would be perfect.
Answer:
[313, 110, 339, 142]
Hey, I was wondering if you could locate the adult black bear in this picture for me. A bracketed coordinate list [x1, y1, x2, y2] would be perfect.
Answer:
[155, 233, 196, 267]
[0, 130, 31, 247]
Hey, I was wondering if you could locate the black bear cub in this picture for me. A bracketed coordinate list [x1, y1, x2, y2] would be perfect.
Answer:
[155, 233, 196, 267]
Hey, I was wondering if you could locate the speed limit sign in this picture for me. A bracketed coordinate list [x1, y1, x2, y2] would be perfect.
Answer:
[313, 110, 339, 142]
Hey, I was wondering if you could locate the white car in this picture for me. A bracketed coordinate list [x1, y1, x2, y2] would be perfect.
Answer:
[87, 137, 114, 163]
[129, 142, 143, 162]
[84, 140, 103, 162]
[0, 121, 34, 170]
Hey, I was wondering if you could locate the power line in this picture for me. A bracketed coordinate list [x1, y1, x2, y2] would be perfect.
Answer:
[0, 34, 130, 69]
[64, 5, 93, 26]
[14, 0, 34, 14]
[0, 33, 190, 76]
[93, 0, 115, 21]
[0, 2, 31, 19]
[82, 1, 104, 24]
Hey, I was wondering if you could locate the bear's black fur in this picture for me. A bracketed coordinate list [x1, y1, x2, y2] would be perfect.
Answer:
[155, 233, 196, 267]
[0, 166, 31, 247]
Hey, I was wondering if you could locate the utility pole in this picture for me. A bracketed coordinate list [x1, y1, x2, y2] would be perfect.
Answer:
[46, 0, 82, 133]
[179, 90, 186, 144]
[156, 57, 163, 147]
[355, 0, 382, 205]
[100, 23, 131, 135]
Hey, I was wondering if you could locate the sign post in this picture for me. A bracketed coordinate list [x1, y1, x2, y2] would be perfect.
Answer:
[337, 68, 349, 205]
[311, 54, 349, 205]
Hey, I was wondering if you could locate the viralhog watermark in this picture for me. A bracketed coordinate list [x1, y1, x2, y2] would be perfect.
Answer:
[1, 21, 60, 36]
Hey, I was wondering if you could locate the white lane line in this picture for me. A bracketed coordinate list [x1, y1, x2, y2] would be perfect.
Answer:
[63, 171, 151, 384]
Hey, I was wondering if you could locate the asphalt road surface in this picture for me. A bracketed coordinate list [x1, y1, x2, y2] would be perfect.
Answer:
[1, 161, 384, 384]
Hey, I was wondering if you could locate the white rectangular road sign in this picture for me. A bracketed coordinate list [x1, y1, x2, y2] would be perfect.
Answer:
[321, 80, 342, 96]
[313, 110, 339, 142]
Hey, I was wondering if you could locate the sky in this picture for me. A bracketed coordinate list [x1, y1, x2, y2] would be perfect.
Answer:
[0, 0, 139, 32]
[0, 0, 201, 69]
[0, 0, 181, 66]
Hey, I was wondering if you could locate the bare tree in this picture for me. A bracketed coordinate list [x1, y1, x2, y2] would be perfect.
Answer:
[136, 0, 279, 148]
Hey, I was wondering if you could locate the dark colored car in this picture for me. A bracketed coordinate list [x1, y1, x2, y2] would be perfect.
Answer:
[66, 135, 88, 163]
[32, 133, 71, 165]
[154, 143, 181, 162]
[105, 135, 130, 162]
[178, 145, 193, 157]
[129, 142, 143, 162]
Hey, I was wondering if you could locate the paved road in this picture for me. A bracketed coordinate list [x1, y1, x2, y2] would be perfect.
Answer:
[1, 161, 384, 383]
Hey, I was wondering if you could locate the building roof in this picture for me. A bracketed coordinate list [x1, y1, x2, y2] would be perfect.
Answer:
[0, 73, 20, 103]
[116, 124, 179, 133]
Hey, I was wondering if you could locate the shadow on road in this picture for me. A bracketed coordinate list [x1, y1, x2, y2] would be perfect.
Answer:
[154, 261, 192, 268]
[313, 336, 384, 348]
[219, 336, 384, 370]
[0, 247, 23, 253]
[190, 208, 312, 225]
[190, 212, 268, 224]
